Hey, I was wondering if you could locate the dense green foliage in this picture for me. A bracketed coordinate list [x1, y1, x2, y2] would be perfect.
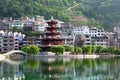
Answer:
[74, 47, 82, 54]
[64, 45, 74, 52]
[95, 46, 103, 54]
[1, 0, 120, 30]
[21, 45, 40, 55]
[91, 46, 96, 54]
[51, 46, 65, 54]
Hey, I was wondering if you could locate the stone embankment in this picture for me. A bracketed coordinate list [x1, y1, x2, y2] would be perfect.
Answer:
[36, 52, 100, 59]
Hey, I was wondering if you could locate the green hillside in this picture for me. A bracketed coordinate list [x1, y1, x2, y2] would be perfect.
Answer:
[0, 0, 120, 30]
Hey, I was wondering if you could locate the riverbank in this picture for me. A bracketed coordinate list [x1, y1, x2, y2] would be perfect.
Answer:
[35, 53, 100, 59]
[0, 52, 119, 61]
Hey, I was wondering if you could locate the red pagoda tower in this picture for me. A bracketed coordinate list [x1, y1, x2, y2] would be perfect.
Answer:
[40, 17, 64, 51]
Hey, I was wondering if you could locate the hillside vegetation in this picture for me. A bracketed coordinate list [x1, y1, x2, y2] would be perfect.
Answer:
[0, 0, 120, 30]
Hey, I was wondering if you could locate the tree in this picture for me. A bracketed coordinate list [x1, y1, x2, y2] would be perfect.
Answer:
[51, 46, 65, 54]
[107, 46, 116, 54]
[86, 46, 92, 54]
[64, 45, 74, 52]
[82, 45, 88, 54]
[21, 46, 29, 53]
[101, 47, 108, 53]
[91, 46, 96, 54]
[28, 45, 40, 55]
[21, 45, 40, 55]
[95, 45, 103, 54]
[113, 49, 120, 55]
[88, 18, 101, 28]
[74, 47, 82, 54]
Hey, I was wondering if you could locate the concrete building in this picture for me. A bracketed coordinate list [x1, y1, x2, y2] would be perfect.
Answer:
[9, 20, 24, 28]
[74, 26, 105, 37]
[74, 26, 107, 46]
[113, 27, 120, 33]
[59, 23, 74, 45]
[21, 36, 41, 47]
[74, 26, 89, 35]
[91, 36, 109, 47]
[84, 35, 91, 45]
[34, 16, 47, 32]
[23, 21, 35, 31]
[0, 31, 25, 53]
[0, 22, 9, 31]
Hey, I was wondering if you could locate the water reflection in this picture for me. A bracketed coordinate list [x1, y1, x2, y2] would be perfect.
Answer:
[0, 57, 120, 80]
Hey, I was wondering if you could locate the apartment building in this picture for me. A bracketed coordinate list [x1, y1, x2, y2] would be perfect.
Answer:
[74, 26, 105, 37]
[74, 26, 108, 47]
[74, 26, 89, 35]
[0, 31, 25, 53]
[91, 36, 109, 47]
[59, 23, 74, 45]
[34, 16, 47, 32]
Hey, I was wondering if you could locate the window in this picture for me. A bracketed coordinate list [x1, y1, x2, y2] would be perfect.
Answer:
[10, 44, 13, 46]
[10, 40, 13, 42]
[4, 44, 7, 46]
[86, 39, 90, 41]
[4, 40, 7, 42]
[97, 40, 100, 42]
[4, 49, 7, 51]
[15, 39, 18, 40]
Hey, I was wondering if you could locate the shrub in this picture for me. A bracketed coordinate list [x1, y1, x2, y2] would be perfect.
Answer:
[21, 45, 40, 55]
[51, 46, 65, 54]
[74, 47, 82, 54]
[95, 45, 103, 54]
[64, 45, 74, 52]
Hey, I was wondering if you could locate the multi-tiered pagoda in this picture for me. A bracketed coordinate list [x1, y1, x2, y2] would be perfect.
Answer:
[40, 17, 64, 51]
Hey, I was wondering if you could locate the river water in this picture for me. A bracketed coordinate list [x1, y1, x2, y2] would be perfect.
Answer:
[0, 57, 120, 80]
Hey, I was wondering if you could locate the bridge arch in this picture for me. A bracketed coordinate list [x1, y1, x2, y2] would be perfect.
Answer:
[3, 50, 28, 56]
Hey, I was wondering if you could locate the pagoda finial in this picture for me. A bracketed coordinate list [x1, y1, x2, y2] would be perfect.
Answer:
[51, 16, 54, 20]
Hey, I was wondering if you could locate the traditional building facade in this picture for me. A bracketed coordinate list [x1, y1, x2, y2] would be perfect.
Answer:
[21, 36, 41, 47]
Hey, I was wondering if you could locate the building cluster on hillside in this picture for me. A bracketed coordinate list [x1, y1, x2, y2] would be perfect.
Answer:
[0, 16, 119, 53]
[74, 26, 108, 47]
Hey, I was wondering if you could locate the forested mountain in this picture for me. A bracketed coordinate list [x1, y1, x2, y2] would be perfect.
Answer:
[0, 0, 120, 30]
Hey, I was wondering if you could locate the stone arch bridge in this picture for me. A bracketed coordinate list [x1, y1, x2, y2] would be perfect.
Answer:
[3, 50, 28, 58]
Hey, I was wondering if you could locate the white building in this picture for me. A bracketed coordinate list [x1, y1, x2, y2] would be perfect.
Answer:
[74, 26, 105, 37]
[34, 16, 47, 32]
[113, 27, 120, 33]
[84, 35, 91, 45]
[74, 26, 107, 46]
[74, 26, 89, 35]
[9, 20, 24, 28]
